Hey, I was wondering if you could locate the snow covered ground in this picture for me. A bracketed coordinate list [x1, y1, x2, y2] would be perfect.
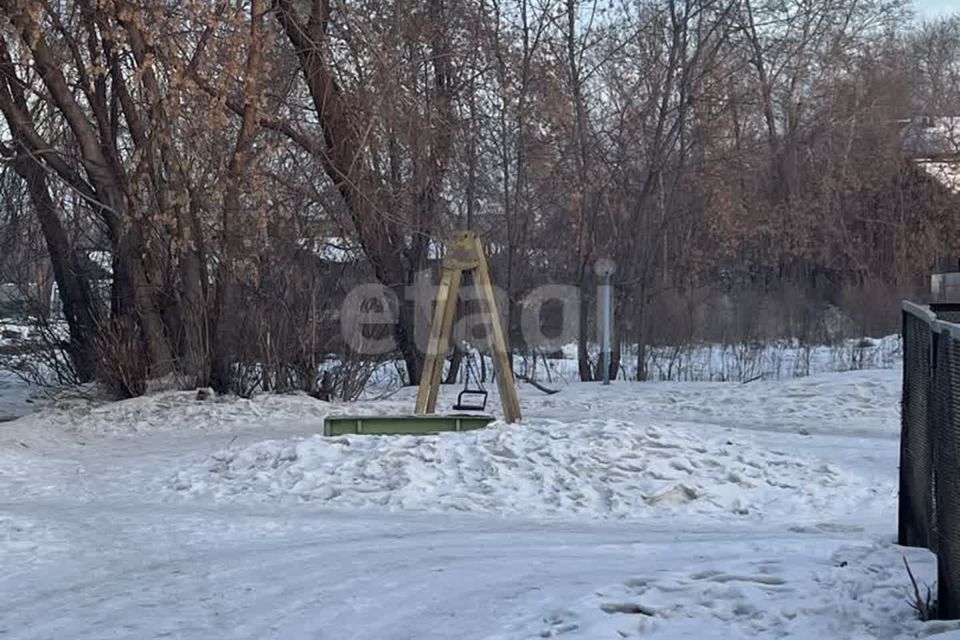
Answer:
[0, 366, 954, 639]
[361, 335, 903, 390]
[546, 335, 903, 383]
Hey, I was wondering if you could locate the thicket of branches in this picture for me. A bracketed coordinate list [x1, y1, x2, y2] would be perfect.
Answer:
[0, 0, 958, 395]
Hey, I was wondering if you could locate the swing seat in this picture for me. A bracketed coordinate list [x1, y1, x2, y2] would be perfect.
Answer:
[453, 389, 488, 412]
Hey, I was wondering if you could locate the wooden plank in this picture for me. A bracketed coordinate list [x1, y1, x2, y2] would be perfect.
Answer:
[470, 235, 522, 423]
[425, 266, 462, 413]
[415, 266, 460, 413]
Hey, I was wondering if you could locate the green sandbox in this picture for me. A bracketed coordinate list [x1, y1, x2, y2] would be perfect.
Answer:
[323, 414, 496, 436]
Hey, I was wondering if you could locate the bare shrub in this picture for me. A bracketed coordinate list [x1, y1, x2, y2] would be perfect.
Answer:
[903, 556, 937, 621]
[97, 317, 147, 399]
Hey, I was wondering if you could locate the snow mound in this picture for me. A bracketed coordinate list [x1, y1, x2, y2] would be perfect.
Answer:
[172, 419, 862, 520]
[29, 389, 333, 437]
[523, 369, 901, 438]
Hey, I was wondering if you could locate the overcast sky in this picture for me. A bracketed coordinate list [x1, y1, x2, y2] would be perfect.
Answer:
[915, 0, 957, 20]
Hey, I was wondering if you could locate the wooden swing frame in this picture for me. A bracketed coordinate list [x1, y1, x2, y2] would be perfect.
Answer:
[414, 231, 522, 423]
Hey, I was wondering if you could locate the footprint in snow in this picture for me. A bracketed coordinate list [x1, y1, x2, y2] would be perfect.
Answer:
[540, 609, 580, 637]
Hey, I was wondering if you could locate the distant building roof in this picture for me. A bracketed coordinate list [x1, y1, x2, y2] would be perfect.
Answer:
[901, 117, 960, 194]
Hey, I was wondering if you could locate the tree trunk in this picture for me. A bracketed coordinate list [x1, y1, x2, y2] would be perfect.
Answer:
[444, 344, 463, 385]
[610, 316, 621, 381]
[212, 0, 264, 393]
[175, 202, 209, 387]
[397, 291, 424, 385]
[577, 273, 593, 381]
[9, 149, 99, 381]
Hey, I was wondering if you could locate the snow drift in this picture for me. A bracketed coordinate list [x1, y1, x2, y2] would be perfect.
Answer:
[171, 418, 866, 520]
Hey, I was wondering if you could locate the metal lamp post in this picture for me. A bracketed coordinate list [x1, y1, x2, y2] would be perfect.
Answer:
[595, 259, 616, 385]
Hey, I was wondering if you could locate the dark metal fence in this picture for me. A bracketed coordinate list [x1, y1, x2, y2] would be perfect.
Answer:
[900, 301, 960, 618]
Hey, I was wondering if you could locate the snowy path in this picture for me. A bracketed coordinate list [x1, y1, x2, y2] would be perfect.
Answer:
[0, 370, 952, 639]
